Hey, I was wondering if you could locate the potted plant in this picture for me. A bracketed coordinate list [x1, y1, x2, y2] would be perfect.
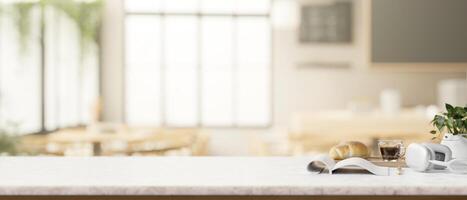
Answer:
[430, 104, 467, 159]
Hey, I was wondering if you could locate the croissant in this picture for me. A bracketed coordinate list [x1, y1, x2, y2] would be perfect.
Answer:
[329, 141, 369, 160]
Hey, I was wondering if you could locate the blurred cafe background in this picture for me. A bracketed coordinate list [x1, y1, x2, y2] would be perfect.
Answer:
[0, 0, 465, 157]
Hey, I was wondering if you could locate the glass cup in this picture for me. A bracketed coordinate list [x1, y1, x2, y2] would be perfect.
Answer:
[378, 140, 405, 162]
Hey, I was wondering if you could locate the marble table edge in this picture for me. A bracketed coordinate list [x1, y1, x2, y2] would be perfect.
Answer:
[0, 186, 465, 196]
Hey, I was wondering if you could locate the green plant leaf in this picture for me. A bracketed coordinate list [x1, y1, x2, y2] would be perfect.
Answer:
[446, 104, 455, 113]
[455, 119, 463, 132]
[434, 115, 446, 131]
[447, 118, 456, 134]
[432, 104, 466, 135]
[453, 107, 464, 119]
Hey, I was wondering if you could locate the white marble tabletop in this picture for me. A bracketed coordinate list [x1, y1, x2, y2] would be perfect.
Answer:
[0, 157, 465, 196]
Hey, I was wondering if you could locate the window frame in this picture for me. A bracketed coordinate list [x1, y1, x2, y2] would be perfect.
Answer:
[123, 1, 274, 128]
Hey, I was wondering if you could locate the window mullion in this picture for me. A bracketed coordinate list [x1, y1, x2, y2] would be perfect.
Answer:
[197, 14, 202, 127]
[54, 12, 59, 129]
[232, 15, 238, 128]
[160, 15, 166, 127]
[56, 13, 62, 129]
[40, 4, 47, 133]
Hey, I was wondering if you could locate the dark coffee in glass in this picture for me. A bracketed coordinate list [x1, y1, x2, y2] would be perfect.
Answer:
[378, 140, 404, 162]
[379, 146, 400, 161]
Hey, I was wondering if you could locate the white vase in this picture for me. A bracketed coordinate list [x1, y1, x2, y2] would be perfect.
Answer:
[441, 133, 467, 160]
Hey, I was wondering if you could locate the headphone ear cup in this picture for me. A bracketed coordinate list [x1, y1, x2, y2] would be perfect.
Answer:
[406, 143, 432, 172]
[422, 143, 452, 170]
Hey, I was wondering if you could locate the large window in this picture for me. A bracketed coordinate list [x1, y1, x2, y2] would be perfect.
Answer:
[0, 3, 99, 134]
[125, 0, 272, 127]
[0, 7, 41, 133]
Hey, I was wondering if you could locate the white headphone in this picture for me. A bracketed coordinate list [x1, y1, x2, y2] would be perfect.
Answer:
[405, 143, 452, 172]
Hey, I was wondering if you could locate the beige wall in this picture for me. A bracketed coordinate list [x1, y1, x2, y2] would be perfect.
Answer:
[271, 0, 466, 126]
[100, 0, 466, 155]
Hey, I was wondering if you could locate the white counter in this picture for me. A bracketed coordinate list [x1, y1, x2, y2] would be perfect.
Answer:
[0, 157, 466, 196]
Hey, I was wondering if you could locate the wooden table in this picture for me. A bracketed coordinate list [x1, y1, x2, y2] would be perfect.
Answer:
[46, 130, 194, 156]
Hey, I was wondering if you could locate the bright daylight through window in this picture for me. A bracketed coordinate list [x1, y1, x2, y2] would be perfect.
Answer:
[0, 2, 99, 134]
[125, 0, 272, 128]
